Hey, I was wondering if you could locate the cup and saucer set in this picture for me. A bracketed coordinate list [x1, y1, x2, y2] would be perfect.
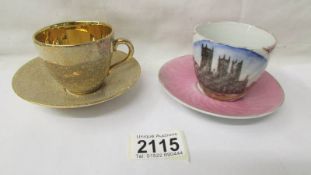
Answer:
[12, 21, 284, 119]
[12, 21, 141, 108]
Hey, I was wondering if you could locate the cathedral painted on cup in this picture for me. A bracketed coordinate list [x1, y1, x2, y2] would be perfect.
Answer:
[194, 44, 250, 95]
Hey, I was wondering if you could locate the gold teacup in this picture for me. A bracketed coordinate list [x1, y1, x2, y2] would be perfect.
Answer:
[33, 21, 134, 95]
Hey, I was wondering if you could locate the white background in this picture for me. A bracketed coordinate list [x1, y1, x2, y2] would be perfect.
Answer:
[1, 0, 311, 174]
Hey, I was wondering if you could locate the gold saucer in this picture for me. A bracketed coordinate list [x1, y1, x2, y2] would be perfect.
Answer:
[12, 51, 141, 108]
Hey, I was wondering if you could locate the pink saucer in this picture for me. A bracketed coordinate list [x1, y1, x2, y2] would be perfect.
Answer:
[159, 55, 285, 119]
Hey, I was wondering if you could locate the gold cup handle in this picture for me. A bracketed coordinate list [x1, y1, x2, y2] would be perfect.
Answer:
[109, 38, 134, 71]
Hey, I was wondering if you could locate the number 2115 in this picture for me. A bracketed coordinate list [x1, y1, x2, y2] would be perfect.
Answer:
[137, 138, 180, 153]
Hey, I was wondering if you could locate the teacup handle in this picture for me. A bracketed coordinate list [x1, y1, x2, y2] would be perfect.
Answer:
[109, 38, 134, 71]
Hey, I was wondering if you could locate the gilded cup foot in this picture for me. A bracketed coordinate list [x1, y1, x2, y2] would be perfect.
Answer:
[64, 83, 104, 96]
[197, 83, 246, 101]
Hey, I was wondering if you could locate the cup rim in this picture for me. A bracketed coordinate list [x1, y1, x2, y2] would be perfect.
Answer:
[194, 21, 277, 51]
[33, 21, 114, 47]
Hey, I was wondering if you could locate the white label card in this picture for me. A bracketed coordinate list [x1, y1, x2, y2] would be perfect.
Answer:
[129, 130, 189, 160]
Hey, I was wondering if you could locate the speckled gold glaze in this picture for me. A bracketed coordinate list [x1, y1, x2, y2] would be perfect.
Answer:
[33, 21, 134, 94]
[12, 51, 141, 108]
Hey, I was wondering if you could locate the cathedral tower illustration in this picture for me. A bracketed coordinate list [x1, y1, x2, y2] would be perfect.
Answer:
[218, 55, 230, 77]
[230, 60, 243, 81]
[200, 45, 213, 72]
[195, 44, 249, 95]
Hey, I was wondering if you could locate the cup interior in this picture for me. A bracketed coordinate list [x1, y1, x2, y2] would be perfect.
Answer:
[195, 22, 276, 49]
[34, 21, 112, 46]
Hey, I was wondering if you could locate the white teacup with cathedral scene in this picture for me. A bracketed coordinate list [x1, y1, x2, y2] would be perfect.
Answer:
[193, 21, 277, 101]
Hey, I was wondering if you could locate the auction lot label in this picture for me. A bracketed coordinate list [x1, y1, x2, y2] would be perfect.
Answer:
[129, 130, 189, 160]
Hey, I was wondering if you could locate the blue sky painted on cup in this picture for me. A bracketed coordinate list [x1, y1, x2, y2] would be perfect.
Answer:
[193, 40, 267, 84]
